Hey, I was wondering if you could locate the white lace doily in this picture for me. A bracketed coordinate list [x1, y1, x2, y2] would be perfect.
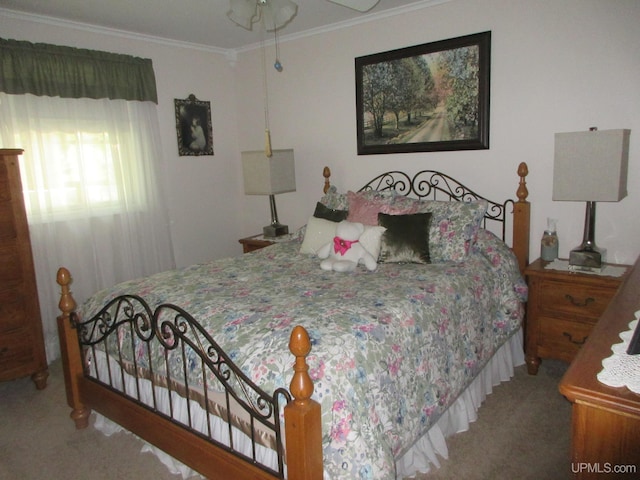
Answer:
[597, 312, 640, 394]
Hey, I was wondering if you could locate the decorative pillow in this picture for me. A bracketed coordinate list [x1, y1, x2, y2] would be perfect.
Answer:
[299, 217, 338, 255]
[388, 194, 421, 212]
[377, 212, 432, 264]
[346, 190, 418, 226]
[313, 202, 348, 222]
[414, 199, 488, 263]
[319, 186, 349, 211]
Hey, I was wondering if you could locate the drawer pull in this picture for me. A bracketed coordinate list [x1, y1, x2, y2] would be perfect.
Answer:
[563, 332, 588, 345]
[564, 294, 595, 307]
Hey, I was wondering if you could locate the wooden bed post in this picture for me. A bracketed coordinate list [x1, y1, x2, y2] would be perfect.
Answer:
[512, 162, 530, 274]
[322, 166, 331, 194]
[285, 326, 323, 480]
[56, 267, 91, 429]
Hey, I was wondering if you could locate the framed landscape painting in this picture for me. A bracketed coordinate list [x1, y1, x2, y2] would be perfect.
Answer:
[355, 31, 491, 155]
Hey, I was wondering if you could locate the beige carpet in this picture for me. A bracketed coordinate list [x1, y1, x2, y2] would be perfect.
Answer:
[0, 359, 571, 479]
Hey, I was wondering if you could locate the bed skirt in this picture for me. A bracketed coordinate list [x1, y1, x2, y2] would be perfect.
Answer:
[91, 328, 525, 479]
[396, 327, 525, 478]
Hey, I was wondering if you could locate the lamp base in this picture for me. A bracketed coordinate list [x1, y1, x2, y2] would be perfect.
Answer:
[263, 222, 289, 238]
[569, 246, 606, 272]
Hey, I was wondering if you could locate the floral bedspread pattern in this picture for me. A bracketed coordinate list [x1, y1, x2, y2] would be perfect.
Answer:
[80, 232, 526, 480]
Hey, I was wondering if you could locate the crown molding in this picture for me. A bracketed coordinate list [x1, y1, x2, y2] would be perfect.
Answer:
[0, 7, 229, 55]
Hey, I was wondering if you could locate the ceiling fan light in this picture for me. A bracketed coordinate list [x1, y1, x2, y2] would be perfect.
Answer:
[327, 0, 379, 13]
[261, 0, 298, 30]
[227, 0, 259, 30]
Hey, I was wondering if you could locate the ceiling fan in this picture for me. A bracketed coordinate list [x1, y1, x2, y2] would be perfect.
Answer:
[227, 0, 380, 32]
[327, 0, 380, 12]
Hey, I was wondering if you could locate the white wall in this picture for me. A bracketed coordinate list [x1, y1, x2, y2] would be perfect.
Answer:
[0, 13, 244, 267]
[2, 0, 640, 267]
[236, 0, 640, 265]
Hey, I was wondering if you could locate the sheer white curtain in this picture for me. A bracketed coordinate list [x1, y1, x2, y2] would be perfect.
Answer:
[0, 92, 175, 362]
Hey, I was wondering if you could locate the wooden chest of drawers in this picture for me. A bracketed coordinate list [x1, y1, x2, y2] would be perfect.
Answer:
[524, 258, 630, 375]
[0, 149, 48, 389]
[559, 255, 640, 478]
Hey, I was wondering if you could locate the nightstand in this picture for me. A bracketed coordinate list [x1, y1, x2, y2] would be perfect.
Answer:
[238, 234, 275, 253]
[524, 258, 631, 375]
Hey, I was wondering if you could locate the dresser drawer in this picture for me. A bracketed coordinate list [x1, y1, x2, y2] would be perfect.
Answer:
[0, 287, 27, 332]
[0, 329, 37, 379]
[537, 280, 617, 320]
[0, 202, 17, 242]
[537, 315, 592, 362]
[0, 164, 10, 202]
[0, 244, 22, 283]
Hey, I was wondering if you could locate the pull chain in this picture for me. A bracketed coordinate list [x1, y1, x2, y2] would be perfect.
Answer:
[274, 27, 283, 72]
[260, 28, 272, 157]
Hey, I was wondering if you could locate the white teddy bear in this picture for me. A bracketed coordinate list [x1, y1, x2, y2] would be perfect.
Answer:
[317, 220, 378, 272]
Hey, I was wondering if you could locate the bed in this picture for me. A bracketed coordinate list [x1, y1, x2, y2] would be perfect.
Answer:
[56, 162, 531, 480]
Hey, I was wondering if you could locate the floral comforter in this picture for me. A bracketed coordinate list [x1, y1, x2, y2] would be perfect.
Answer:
[79, 229, 527, 480]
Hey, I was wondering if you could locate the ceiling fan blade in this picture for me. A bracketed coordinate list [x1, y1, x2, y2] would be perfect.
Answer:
[327, 0, 380, 13]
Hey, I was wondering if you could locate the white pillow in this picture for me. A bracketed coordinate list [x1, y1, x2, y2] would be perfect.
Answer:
[359, 225, 386, 261]
[299, 217, 338, 254]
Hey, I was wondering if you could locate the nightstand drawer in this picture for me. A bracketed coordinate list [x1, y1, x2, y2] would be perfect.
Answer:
[537, 316, 592, 362]
[537, 280, 617, 320]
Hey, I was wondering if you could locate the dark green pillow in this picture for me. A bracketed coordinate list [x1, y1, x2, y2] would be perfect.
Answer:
[378, 212, 432, 264]
[313, 202, 349, 222]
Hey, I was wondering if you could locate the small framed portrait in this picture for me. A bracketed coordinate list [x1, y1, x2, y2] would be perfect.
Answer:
[174, 94, 214, 156]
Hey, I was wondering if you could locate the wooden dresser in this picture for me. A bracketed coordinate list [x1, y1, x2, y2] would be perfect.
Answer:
[0, 149, 48, 389]
[559, 255, 640, 478]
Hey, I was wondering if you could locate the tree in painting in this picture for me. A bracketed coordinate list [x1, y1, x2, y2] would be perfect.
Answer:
[361, 45, 479, 146]
[437, 46, 480, 140]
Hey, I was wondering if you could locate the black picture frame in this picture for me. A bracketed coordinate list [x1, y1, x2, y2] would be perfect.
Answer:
[355, 31, 491, 155]
[175, 94, 214, 156]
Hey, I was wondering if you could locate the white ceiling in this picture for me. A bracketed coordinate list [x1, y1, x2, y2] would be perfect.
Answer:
[0, 0, 449, 51]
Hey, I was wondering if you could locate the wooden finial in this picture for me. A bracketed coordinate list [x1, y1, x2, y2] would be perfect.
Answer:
[288, 325, 314, 405]
[516, 162, 529, 203]
[322, 166, 331, 194]
[284, 325, 323, 478]
[57, 267, 76, 316]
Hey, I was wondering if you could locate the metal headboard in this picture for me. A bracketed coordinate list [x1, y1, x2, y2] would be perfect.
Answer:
[359, 170, 514, 243]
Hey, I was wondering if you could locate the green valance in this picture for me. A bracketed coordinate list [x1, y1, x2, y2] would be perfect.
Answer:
[0, 38, 158, 103]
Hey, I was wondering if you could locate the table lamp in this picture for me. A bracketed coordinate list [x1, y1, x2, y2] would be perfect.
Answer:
[242, 149, 295, 237]
[552, 127, 630, 271]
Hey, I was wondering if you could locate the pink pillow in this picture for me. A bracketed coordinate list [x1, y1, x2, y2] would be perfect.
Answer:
[346, 191, 418, 225]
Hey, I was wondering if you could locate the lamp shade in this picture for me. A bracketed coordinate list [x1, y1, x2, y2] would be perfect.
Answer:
[242, 149, 295, 195]
[553, 129, 630, 202]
